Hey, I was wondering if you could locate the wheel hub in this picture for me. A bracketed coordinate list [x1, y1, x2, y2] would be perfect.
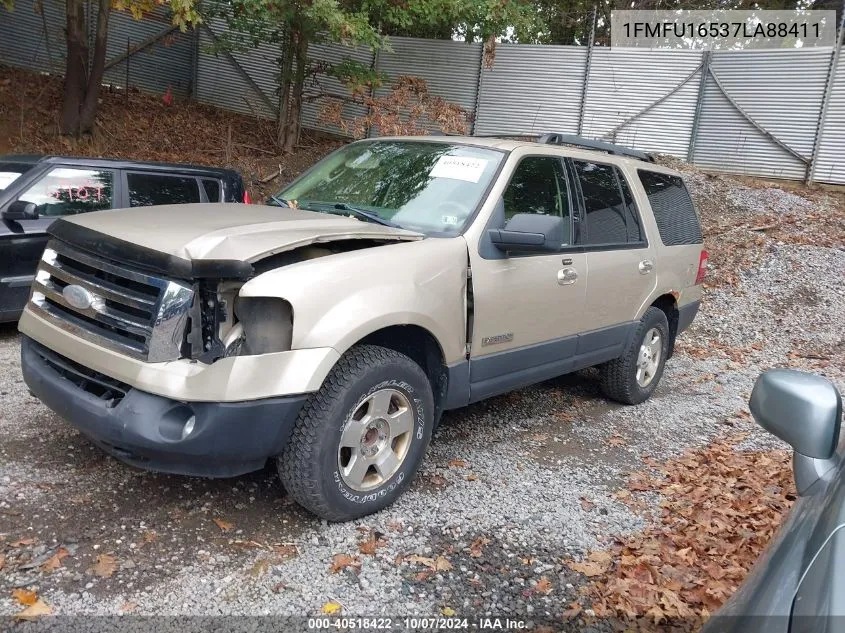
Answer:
[636, 328, 662, 388]
[338, 389, 415, 491]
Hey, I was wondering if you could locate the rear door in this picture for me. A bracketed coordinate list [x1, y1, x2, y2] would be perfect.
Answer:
[0, 165, 115, 319]
[570, 158, 656, 332]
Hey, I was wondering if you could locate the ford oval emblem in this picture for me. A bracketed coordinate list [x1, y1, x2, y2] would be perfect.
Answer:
[62, 284, 94, 310]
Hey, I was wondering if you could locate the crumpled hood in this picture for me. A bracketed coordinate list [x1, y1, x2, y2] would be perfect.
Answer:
[54, 203, 423, 263]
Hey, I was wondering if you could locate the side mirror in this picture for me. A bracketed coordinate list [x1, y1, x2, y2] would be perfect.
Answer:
[749, 369, 842, 494]
[2, 200, 39, 221]
[488, 213, 563, 253]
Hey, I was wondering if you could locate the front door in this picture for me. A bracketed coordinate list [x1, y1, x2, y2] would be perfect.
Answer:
[467, 155, 587, 402]
[0, 166, 115, 320]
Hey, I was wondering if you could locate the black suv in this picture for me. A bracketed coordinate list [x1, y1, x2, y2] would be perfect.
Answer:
[0, 155, 248, 322]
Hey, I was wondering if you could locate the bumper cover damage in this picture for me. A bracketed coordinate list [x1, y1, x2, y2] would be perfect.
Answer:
[21, 336, 308, 477]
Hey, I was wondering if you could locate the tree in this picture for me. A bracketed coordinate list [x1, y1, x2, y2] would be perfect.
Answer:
[211, 0, 546, 152]
[2, 0, 200, 136]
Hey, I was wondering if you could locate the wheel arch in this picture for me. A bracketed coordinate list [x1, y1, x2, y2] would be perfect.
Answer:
[649, 293, 680, 358]
[355, 324, 450, 424]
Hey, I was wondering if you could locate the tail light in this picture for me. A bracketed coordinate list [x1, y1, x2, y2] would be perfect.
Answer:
[243, 190, 252, 204]
[695, 249, 709, 285]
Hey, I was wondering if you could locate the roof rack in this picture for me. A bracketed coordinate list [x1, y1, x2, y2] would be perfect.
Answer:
[535, 133, 654, 162]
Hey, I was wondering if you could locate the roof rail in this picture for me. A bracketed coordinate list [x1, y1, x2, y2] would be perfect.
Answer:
[536, 133, 654, 162]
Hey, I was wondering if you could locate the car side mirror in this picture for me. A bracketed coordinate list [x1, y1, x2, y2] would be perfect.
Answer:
[749, 369, 842, 494]
[2, 200, 39, 221]
[488, 213, 563, 253]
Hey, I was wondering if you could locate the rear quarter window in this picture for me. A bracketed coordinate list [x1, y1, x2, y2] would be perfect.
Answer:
[202, 179, 222, 202]
[637, 170, 703, 246]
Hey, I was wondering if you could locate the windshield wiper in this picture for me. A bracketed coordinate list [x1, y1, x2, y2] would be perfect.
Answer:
[267, 194, 291, 207]
[300, 201, 400, 229]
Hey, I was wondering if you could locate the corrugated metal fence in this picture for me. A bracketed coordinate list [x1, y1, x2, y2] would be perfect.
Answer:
[1, 0, 844, 185]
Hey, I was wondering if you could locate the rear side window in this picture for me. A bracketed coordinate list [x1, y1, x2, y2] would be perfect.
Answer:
[202, 179, 221, 202]
[638, 170, 702, 246]
[127, 172, 201, 207]
[573, 160, 642, 246]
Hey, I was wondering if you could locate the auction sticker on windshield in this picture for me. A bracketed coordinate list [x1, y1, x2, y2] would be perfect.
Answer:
[430, 156, 488, 183]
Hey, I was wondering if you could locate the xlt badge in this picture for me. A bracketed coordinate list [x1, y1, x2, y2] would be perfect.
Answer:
[482, 333, 513, 347]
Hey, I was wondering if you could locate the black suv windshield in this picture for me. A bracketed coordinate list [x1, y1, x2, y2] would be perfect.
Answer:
[0, 162, 35, 193]
[274, 140, 504, 235]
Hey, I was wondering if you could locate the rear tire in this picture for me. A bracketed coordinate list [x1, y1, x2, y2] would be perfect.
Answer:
[278, 344, 433, 522]
[600, 307, 670, 405]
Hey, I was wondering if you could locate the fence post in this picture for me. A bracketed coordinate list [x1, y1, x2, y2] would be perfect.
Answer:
[577, 5, 597, 136]
[808, 10, 845, 184]
[365, 47, 380, 139]
[472, 42, 485, 135]
[687, 50, 710, 163]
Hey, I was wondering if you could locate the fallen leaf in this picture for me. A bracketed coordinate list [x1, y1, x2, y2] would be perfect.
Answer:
[16, 598, 52, 620]
[0, 553, 5, 570]
[435, 555, 453, 571]
[534, 576, 553, 594]
[405, 554, 436, 569]
[448, 459, 466, 468]
[567, 559, 606, 578]
[580, 497, 596, 511]
[11, 537, 36, 547]
[321, 601, 342, 615]
[119, 602, 138, 614]
[271, 582, 286, 593]
[274, 544, 298, 560]
[465, 473, 479, 481]
[329, 553, 360, 574]
[608, 434, 627, 447]
[12, 588, 38, 606]
[89, 553, 118, 578]
[40, 547, 69, 572]
[358, 532, 386, 556]
[561, 601, 582, 619]
[213, 518, 234, 532]
[468, 537, 489, 558]
[249, 557, 271, 578]
[414, 570, 434, 582]
[441, 606, 456, 616]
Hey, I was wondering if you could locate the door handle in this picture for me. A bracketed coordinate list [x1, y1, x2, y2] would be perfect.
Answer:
[638, 260, 654, 274]
[557, 267, 578, 285]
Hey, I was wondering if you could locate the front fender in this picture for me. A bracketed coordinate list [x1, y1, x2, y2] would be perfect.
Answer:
[238, 237, 469, 364]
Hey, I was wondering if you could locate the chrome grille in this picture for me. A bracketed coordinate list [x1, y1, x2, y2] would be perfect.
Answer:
[29, 240, 194, 362]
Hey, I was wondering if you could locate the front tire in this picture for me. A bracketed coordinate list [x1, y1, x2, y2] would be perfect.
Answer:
[600, 307, 670, 405]
[278, 344, 434, 522]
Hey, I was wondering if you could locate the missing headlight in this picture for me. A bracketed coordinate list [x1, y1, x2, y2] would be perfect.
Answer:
[232, 296, 293, 356]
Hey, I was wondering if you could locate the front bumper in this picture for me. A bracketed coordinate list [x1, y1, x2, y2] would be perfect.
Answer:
[18, 307, 340, 402]
[21, 336, 308, 477]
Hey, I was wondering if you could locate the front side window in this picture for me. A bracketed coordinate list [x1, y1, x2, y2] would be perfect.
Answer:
[573, 160, 642, 246]
[18, 167, 113, 217]
[276, 141, 505, 235]
[128, 173, 201, 207]
[502, 156, 571, 245]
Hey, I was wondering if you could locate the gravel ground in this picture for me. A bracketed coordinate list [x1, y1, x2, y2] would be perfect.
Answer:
[1, 168, 843, 628]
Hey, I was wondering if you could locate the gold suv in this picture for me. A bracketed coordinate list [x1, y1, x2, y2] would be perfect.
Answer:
[18, 134, 706, 520]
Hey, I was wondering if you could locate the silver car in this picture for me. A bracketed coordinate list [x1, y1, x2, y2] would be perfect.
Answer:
[703, 369, 844, 632]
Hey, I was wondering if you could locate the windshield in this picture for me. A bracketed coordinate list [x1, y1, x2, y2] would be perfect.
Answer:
[0, 162, 35, 193]
[274, 140, 504, 235]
